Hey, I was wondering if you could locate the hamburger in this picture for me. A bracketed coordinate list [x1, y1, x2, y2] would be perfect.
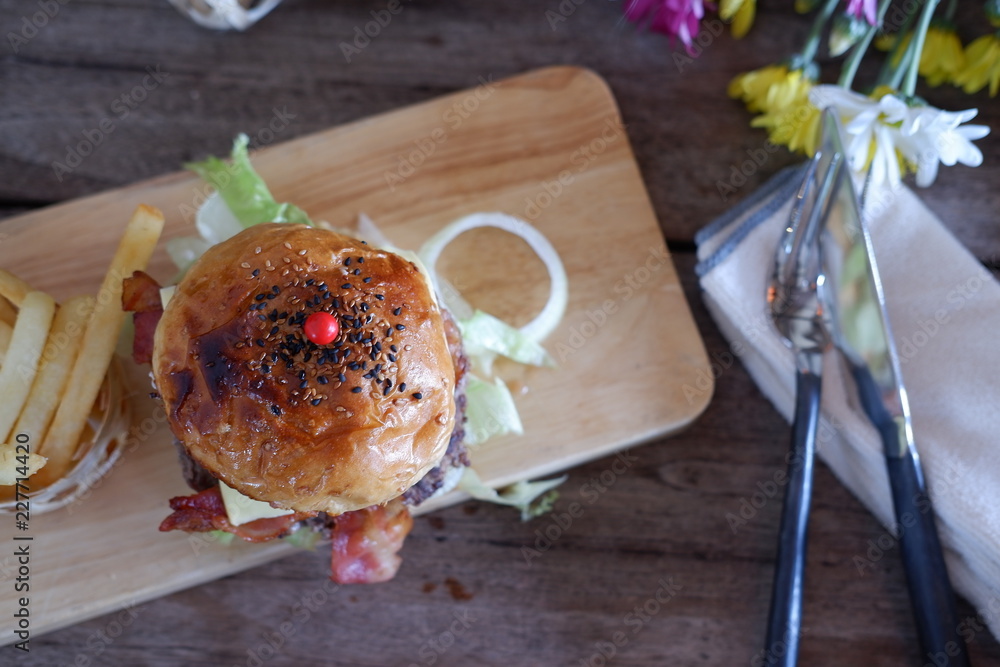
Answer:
[124, 222, 470, 583]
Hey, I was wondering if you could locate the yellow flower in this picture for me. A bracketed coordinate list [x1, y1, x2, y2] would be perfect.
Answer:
[919, 24, 966, 87]
[721, 0, 756, 38]
[954, 33, 1000, 97]
[728, 64, 786, 112]
[749, 72, 821, 156]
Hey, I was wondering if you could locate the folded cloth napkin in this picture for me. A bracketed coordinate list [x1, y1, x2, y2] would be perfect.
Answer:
[696, 165, 1000, 640]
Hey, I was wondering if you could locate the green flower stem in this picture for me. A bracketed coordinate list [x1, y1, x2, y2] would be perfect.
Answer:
[887, 38, 916, 90]
[839, 0, 895, 90]
[944, 0, 956, 22]
[798, 0, 841, 65]
[902, 0, 941, 96]
[875, 5, 921, 89]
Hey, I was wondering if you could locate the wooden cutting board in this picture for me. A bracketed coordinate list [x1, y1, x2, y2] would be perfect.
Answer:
[0, 66, 712, 644]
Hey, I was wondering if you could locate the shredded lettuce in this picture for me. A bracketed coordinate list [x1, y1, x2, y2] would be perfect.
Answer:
[185, 134, 313, 229]
[284, 527, 323, 551]
[457, 467, 567, 521]
[206, 530, 237, 546]
[464, 375, 523, 446]
[459, 309, 555, 375]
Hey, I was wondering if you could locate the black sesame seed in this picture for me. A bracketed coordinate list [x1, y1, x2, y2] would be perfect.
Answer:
[374, 363, 383, 373]
[395, 324, 406, 331]
[305, 279, 315, 286]
[375, 294, 384, 301]
[299, 370, 306, 380]
[333, 299, 340, 309]
[386, 328, 392, 337]
[252, 269, 260, 277]
[270, 326, 279, 335]
[262, 364, 270, 373]
[413, 392, 422, 400]
[353, 268, 361, 276]
[363, 277, 372, 284]
[266, 293, 276, 299]
[272, 285, 280, 293]
[370, 352, 377, 361]
[271, 405, 282, 415]
[299, 380, 308, 389]
[351, 387, 363, 393]
[349, 363, 360, 371]
[255, 294, 267, 301]
[303, 352, 312, 363]
[318, 376, 329, 385]
[393, 307, 402, 316]
[345, 258, 352, 266]
[374, 342, 382, 352]
[388, 354, 396, 362]
[399, 383, 407, 392]
[358, 257, 364, 263]
[363, 371, 374, 379]
[256, 339, 265, 347]
[338, 373, 346, 382]
[383, 385, 392, 396]
[341, 283, 351, 289]
[390, 345, 398, 353]
[311, 398, 322, 406]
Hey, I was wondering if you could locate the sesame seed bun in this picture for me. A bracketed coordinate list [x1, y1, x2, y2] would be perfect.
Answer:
[152, 223, 457, 515]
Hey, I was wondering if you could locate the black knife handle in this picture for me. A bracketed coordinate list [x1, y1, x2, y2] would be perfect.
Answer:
[763, 369, 821, 667]
[851, 364, 970, 666]
[885, 451, 970, 667]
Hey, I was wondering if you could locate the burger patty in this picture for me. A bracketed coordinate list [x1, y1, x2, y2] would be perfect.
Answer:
[173, 306, 471, 506]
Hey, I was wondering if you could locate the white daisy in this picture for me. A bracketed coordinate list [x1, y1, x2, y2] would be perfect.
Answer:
[807, 84, 989, 188]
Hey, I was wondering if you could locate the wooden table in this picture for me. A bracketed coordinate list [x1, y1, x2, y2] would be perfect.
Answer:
[2, 0, 998, 665]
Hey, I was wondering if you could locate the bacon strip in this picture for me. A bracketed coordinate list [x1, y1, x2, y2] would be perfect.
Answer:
[330, 499, 413, 584]
[159, 486, 313, 543]
[122, 270, 164, 364]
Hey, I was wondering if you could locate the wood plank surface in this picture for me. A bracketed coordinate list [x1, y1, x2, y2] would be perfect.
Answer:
[0, 65, 711, 646]
[1, 0, 998, 664]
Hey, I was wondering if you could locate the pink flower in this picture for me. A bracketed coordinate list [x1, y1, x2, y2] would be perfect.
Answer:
[624, 0, 708, 55]
[845, 0, 877, 25]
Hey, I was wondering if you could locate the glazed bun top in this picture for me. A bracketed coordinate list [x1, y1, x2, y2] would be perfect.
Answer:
[152, 223, 457, 515]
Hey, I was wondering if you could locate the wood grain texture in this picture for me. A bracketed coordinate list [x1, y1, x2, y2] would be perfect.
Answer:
[1, 0, 998, 664]
[0, 65, 712, 646]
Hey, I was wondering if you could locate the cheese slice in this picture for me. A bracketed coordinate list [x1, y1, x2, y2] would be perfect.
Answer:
[219, 481, 294, 526]
[159, 285, 176, 310]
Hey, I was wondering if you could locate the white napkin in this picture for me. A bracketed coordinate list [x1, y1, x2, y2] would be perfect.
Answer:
[696, 165, 1000, 640]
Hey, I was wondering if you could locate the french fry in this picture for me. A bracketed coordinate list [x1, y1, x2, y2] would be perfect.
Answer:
[0, 291, 57, 445]
[0, 320, 12, 365]
[14, 296, 94, 451]
[0, 297, 17, 326]
[39, 205, 164, 481]
[0, 446, 45, 486]
[0, 269, 36, 308]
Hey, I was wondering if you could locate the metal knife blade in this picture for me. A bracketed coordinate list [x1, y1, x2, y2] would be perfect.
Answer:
[816, 109, 970, 667]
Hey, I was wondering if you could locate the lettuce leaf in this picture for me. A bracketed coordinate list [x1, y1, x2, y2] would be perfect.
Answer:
[464, 375, 523, 446]
[185, 133, 312, 228]
[457, 467, 567, 521]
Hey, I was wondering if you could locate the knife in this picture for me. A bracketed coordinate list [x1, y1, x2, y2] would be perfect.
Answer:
[816, 109, 970, 667]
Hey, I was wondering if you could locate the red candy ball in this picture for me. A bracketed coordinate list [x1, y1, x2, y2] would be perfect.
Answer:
[303, 311, 340, 345]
